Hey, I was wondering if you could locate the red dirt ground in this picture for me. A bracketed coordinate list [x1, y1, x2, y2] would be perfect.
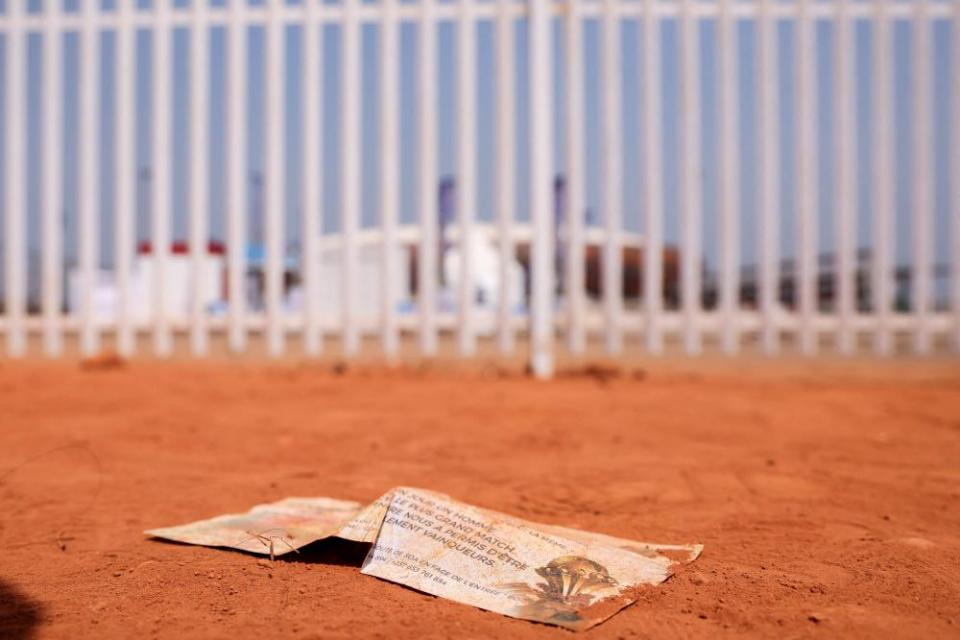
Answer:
[1, 358, 958, 639]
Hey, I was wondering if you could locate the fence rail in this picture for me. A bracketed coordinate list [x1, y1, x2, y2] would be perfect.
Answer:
[1, 0, 959, 375]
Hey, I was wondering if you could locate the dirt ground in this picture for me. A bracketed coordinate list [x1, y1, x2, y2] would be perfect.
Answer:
[0, 356, 958, 639]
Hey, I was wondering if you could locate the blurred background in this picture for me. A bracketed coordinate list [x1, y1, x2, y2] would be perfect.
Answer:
[0, 0, 958, 374]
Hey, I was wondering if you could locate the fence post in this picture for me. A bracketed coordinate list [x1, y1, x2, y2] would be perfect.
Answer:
[265, 0, 286, 357]
[953, 0, 960, 353]
[303, 0, 323, 356]
[4, 2, 25, 357]
[718, 0, 741, 355]
[912, 0, 933, 354]
[497, 0, 518, 356]
[190, 0, 210, 356]
[679, 0, 702, 356]
[873, 0, 894, 355]
[380, 0, 400, 360]
[342, 0, 361, 357]
[418, 0, 438, 357]
[227, 0, 248, 354]
[80, 0, 101, 357]
[529, 0, 554, 378]
[836, 0, 857, 354]
[564, 0, 585, 356]
[757, 0, 780, 355]
[457, 0, 478, 356]
[601, 0, 623, 356]
[152, 0, 173, 356]
[796, 0, 819, 356]
[116, 2, 135, 357]
[642, 0, 663, 356]
[43, 7, 63, 357]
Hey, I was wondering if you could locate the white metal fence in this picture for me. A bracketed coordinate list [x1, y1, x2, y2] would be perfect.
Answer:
[1, 0, 958, 376]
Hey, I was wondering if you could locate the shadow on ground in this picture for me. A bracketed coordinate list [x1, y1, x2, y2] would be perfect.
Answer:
[0, 579, 44, 640]
[280, 537, 372, 567]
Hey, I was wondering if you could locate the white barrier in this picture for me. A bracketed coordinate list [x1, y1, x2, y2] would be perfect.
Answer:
[1, 0, 958, 375]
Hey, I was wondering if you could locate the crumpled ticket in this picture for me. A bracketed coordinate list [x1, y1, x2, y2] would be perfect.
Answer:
[147, 487, 701, 630]
[145, 496, 365, 558]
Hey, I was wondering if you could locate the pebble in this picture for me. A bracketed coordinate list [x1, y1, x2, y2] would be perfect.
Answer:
[896, 537, 935, 549]
[134, 560, 158, 572]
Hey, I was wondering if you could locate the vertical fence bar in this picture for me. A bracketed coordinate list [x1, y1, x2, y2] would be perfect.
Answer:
[190, 0, 210, 356]
[873, 0, 894, 355]
[342, 0, 361, 356]
[529, 0, 554, 378]
[153, 0, 172, 356]
[4, 4, 25, 357]
[757, 0, 780, 354]
[227, 0, 247, 353]
[836, 0, 856, 354]
[381, 0, 400, 359]
[564, 0, 585, 355]
[679, 0, 701, 355]
[303, 0, 322, 356]
[418, 0, 438, 356]
[497, 0, 517, 355]
[912, 0, 932, 354]
[43, 10, 63, 357]
[457, 0, 477, 356]
[953, 0, 960, 353]
[116, 4, 135, 356]
[79, 0, 100, 356]
[642, 0, 663, 355]
[717, 0, 740, 355]
[600, 0, 622, 355]
[265, 0, 285, 356]
[796, 0, 818, 355]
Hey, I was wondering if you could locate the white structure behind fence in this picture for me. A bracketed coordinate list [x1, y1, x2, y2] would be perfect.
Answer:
[1, 0, 958, 376]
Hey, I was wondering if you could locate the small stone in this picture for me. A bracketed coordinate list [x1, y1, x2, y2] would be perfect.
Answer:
[134, 560, 158, 572]
[896, 537, 935, 549]
[80, 351, 127, 371]
[689, 572, 709, 586]
[112, 571, 123, 578]
[257, 559, 272, 569]
[808, 613, 823, 624]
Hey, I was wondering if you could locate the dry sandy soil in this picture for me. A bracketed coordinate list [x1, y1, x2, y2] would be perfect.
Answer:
[0, 357, 958, 639]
